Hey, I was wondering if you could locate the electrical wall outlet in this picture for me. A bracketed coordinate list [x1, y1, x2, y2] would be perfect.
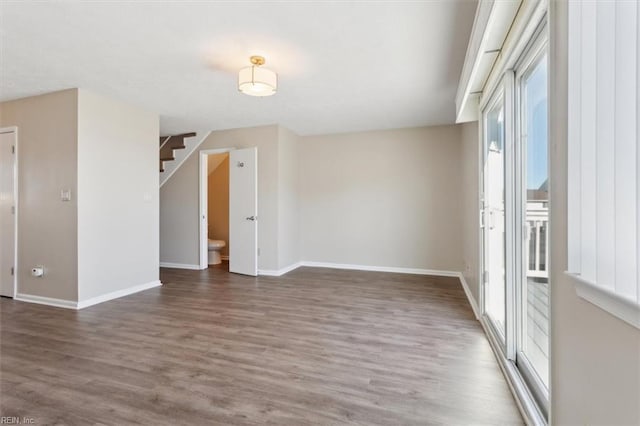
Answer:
[31, 266, 44, 277]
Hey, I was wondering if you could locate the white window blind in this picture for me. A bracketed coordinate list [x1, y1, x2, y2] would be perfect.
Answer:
[567, 0, 640, 329]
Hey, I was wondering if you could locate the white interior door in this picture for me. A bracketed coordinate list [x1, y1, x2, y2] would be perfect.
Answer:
[229, 147, 258, 276]
[0, 130, 16, 297]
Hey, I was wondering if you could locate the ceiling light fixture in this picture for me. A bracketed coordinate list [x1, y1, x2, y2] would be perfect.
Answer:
[238, 56, 277, 97]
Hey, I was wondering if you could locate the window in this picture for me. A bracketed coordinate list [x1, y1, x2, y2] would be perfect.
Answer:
[567, 0, 640, 330]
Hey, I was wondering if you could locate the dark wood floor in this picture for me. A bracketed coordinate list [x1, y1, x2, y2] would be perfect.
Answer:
[1, 265, 522, 425]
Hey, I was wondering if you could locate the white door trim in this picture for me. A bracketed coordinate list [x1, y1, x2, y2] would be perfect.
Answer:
[0, 126, 18, 298]
[199, 148, 234, 270]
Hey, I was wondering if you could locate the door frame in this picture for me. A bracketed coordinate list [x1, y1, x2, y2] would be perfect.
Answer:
[513, 22, 550, 413]
[1, 126, 18, 298]
[481, 85, 506, 349]
[480, 76, 517, 359]
[199, 148, 235, 270]
[477, 18, 550, 423]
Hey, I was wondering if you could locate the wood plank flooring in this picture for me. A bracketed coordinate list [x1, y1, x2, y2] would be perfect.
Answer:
[1, 265, 523, 425]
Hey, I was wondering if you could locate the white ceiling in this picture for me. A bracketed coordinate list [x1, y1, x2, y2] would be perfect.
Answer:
[0, 1, 476, 136]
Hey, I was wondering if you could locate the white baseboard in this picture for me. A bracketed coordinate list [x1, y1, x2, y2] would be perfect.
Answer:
[259, 262, 302, 277]
[77, 280, 162, 309]
[299, 261, 460, 277]
[457, 273, 480, 319]
[14, 293, 78, 309]
[257, 261, 459, 277]
[15, 281, 163, 310]
[160, 262, 201, 270]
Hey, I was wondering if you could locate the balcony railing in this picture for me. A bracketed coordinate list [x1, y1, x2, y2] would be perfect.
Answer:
[526, 202, 549, 279]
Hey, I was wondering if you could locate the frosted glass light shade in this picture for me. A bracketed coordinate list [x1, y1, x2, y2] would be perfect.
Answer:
[238, 66, 277, 97]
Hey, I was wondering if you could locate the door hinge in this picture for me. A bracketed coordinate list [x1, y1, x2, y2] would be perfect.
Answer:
[11, 206, 15, 214]
[483, 270, 489, 283]
[10, 267, 14, 276]
[11, 145, 15, 154]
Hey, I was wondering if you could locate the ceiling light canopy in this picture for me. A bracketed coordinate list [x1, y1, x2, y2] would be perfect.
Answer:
[238, 56, 277, 97]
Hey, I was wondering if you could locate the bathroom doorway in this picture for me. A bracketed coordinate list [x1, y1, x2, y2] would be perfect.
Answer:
[199, 147, 258, 276]
[0, 127, 18, 298]
[206, 152, 230, 267]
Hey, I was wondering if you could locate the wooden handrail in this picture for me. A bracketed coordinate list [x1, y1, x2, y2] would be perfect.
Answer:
[160, 132, 196, 139]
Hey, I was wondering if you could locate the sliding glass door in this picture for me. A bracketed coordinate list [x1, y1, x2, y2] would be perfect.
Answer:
[482, 89, 507, 344]
[481, 25, 549, 418]
[516, 40, 549, 409]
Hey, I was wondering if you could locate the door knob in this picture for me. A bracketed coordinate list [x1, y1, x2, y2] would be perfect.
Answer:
[246, 216, 256, 221]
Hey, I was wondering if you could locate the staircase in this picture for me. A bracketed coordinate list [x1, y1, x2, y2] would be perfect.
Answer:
[159, 132, 196, 173]
[159, 130, 212, 188]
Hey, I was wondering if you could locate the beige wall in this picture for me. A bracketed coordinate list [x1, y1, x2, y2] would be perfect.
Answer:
[161, 124, 465, 274]
[550, 2, 640, 424]
[0, 88, 158, 304]
[207, 154, 229, 257]
[461, 121, 480, 304]
[160, 125, 280, 270]
[159, 151, 201, 266]
[0, 90, 79, 302]
[299, 126, 463, 272]
[277, 126, 300, 269]
[76, 89, 159, 301]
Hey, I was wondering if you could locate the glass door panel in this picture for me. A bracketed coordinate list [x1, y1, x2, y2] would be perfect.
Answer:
[518, 50, 549, 396]
[483, 92, 507, 342]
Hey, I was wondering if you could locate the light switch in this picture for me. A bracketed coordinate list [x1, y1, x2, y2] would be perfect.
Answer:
[61, 189, 72, 202]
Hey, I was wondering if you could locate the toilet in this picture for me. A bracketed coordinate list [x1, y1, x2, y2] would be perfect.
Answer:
[207, 239, 226, 265]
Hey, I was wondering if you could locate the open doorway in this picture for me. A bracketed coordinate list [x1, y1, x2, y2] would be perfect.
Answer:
[205, 152, 230, 268]
[0, 127, 17, 298]
[199, 147, 258, 276]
